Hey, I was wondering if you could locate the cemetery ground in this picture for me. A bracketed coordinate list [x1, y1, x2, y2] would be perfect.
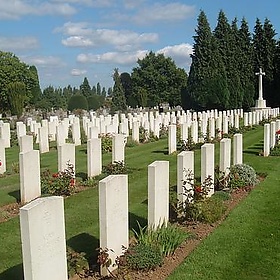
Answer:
[0, 125, 280, 279]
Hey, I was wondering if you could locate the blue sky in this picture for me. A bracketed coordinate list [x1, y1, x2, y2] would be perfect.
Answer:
[1, 0, 280, 91]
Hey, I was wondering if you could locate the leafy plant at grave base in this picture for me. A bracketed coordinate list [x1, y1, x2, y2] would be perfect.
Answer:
[102, 161, 128, 175]
[177, 138, 203, 152]
[212, 190, 231, 202]
[11, 162, 19, 174]
[100, 133, 113, 153]
[124, 243, 163, 271]
[66, 246, 88, 277]
[159, 124, 168, 139]
[148, 131, 159, 142]
[66, 128, 74, 144]
[270, 143, 280, 156]
[214, 165, 230, 191]
[10, 130, 18, 147]
[179, 171, 226, 223]
[125, 136, 139, 147]
[133, 222, 190, 257]
[139, 126, 149, 143]
[82, 177, 98, 188]
[97, 247, 117, 277]
[41, 161, 76, 196]
[228, 163, 259, 189]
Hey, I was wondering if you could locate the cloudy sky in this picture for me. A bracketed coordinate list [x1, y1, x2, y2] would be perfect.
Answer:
[1, 0, 279, 90]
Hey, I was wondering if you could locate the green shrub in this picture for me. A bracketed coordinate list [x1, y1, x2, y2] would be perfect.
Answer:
[125, 243, 163, 270]
[67, 247, 87, 277]
[102, 161, 127, 175]
[100, 133, 112, 153]
[87, 94, 103, 110]
[41, 161, 76, 196]
[212, 190, 231, 201]
[68, 95, 88, 111]
[134, 222, 189, 257]
[270, 144, 280, 156]
[228, 164, 259, 189]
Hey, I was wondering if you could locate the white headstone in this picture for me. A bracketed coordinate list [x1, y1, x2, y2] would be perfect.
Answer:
[39, 126, 50, 154]
[201, 143, 215, 197]
[112, 134, 125, 163]
[19, 135, 34, 153]
[177, 151, 194, 205]
[57, 143, 75, 172]
[233, 133, 243, 165]
[0, 122, 11, 148]
[0, 139, 6, 174]
[99, 175, 128, 277]
[263, 123, 270, 157]
[168, 124, 177, 154]
[87, 138, 102, 178]
[220, 138, 231, 176]
[19, 150, 41, 203]
[148, 161, 169, 228]
[20, 196, 68, 280]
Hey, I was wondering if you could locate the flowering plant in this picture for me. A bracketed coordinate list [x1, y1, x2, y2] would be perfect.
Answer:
[41, 161, 76, 196]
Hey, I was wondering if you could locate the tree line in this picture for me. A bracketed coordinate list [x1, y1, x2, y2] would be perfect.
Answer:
[1, 10, 280, 116]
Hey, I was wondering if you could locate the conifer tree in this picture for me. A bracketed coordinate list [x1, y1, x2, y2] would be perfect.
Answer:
[111, 68, 127, 113]
[186, 10, 229, 110]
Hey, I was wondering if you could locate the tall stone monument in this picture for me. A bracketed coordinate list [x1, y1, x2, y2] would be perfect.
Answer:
[253, 67, 268, 110]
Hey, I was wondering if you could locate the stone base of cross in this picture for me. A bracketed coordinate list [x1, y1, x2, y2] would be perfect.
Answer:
[255, 99, 267, 109]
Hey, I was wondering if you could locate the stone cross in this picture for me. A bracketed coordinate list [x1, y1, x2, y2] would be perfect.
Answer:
[255, 67, 265, 100]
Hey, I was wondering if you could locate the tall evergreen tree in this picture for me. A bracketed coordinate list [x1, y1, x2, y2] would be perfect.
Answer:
[96, 82, 101, 96]
[253, 18, 277, 105]
[272, 40, 280, 105]
[111, 68, 127, 112]
[186, 10, 229, 110]
[80, 77, 91, 97]
[238, 18, 255, 109]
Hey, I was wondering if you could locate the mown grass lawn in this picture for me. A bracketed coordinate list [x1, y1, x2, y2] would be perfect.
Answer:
[169, 127, 280, 280]
[0, 124, 277, 280]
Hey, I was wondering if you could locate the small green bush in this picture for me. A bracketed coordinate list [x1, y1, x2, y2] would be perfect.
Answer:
[212, 191, 231, 201]
[102, 161, 127, 175]
[134, 222, 189, 257]
[125, 243, 163, 270]
[228, 164, 259, 189]
[68, 95, 88, 111]
[41, 161, 76, 196]
[100, 133, 112, 153]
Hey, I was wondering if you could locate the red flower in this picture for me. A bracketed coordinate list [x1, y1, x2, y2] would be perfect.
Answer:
[70, 178, 75, 186]
[0, 161, 2, 167]
[276, 130, 280, 135]
[195, 186, 202, 193]
[52, 173, 59, 178]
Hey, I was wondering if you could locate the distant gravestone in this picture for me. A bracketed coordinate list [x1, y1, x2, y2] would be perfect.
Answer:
[0, 122, 11, 148]
[263, 123, 270, 157]
[148, 161, 169, 228]
[201, 143, 214, 197]
[19, 135, 33, 153]
[19, 150, 41, 203]
[168, 124, 176, 154]
[220, 138, 231, 176]
[0, 139, 6, 174]
[20, 196, 68, 280]
[39, 126, 49, 154]
[270, 121, 276, 149]
[233, 133, 243, 165]
[177, 151, 194, 206]
[87, 138, 102, 178]
[112, 134, 125, 163]
[132, 121, 139, 142]
[57, 143, 75, 172]
[99, 175, 128, 277]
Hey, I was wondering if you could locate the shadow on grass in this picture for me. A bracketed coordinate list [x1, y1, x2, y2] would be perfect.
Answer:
[129, 212, 147, 234]
[152, 149, 169, 155]
[67, 232, 99, 266]
[0, 263, 23, 280]
[243, 150, 261, 156]
[8, 190, 20, 203]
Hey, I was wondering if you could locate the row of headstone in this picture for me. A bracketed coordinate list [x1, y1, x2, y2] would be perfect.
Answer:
[18, 128, 245, 278]
[263, 119, 280, 156]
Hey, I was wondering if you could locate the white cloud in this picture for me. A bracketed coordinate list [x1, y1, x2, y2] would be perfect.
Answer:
[71, 68, 87, 76]
[0, 36, 39, 51]
[21, 55, 66, 68]
[56, 22, 158, 49]
[77, 50, 148, 65]
[0, 0, 76, 20]
[50, 0, 114, 7]
[157, 43, 193, 68]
